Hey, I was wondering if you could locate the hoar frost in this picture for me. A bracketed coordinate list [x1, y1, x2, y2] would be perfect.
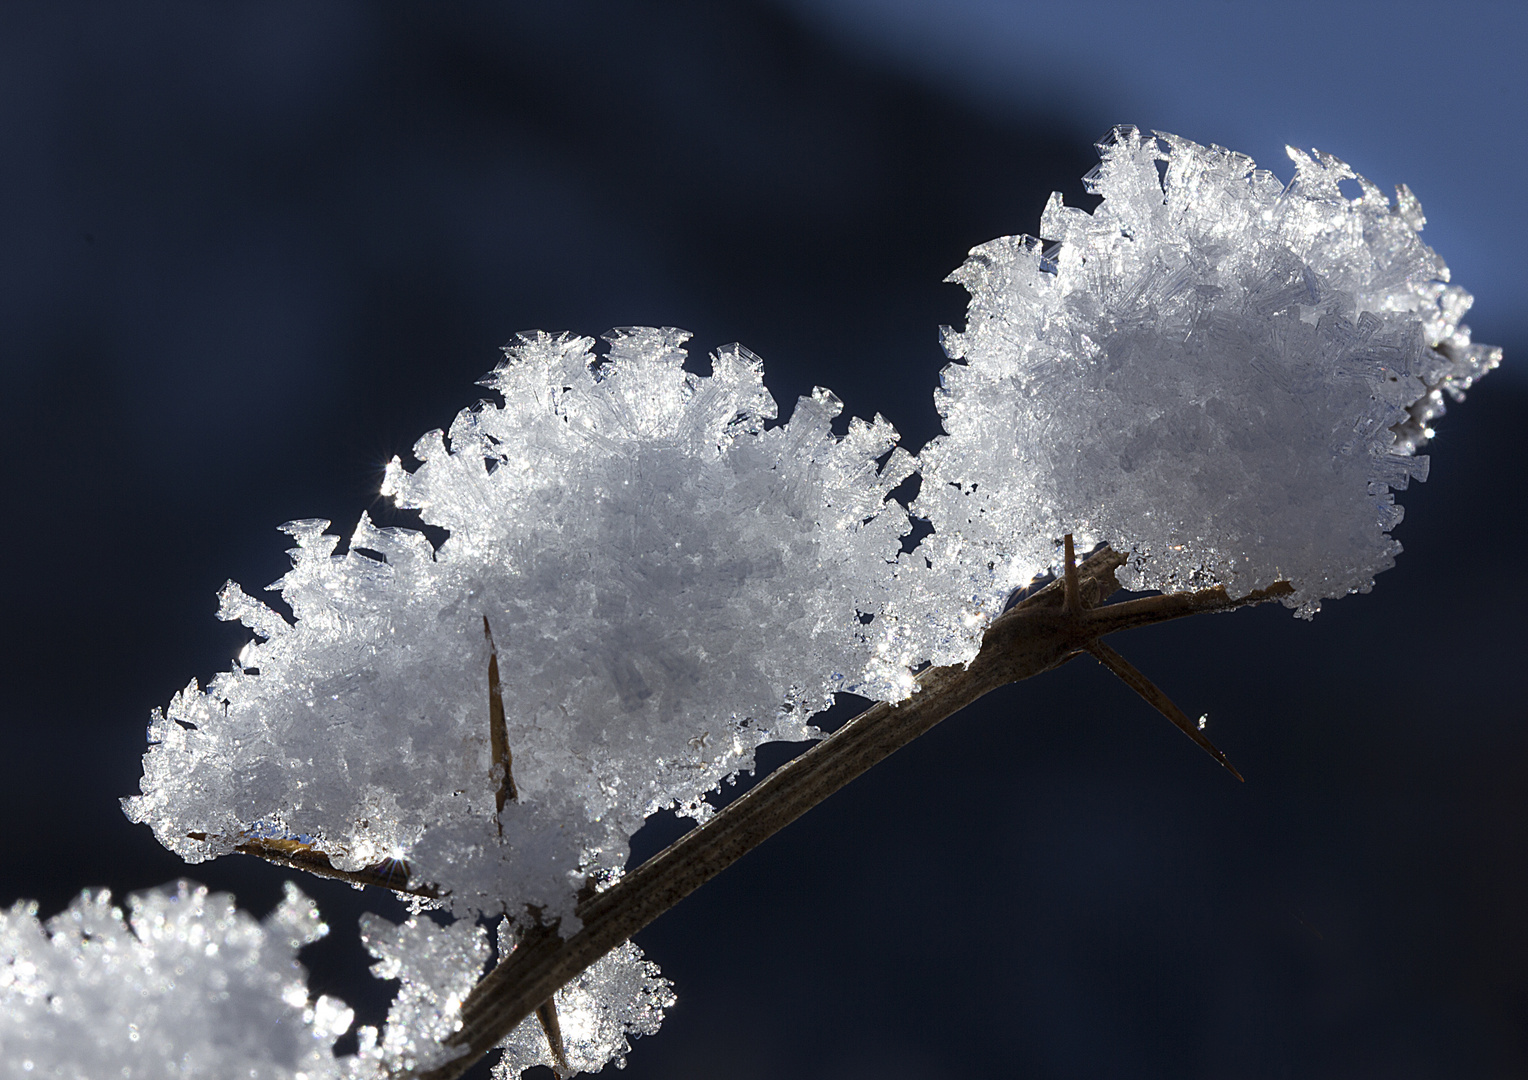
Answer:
[126, 327, 913, 927]
[353, 912, 490, 1075]
[109, 127, 1502, 1079]
[491, 922, 673, 1079]
[0, 880, 662, 1079]
[912, 126, 1499, 661]
[354, 913, 671, 1080]
[0, 881, 352, 1080]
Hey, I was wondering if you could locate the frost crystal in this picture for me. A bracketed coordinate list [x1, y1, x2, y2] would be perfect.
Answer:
[0, 881, 351, 1079]
[126, 328, 912, 926]
[351, 913, 489, 1074]
[492, 922, 673, 1078]
[912, 126, 1500, 654]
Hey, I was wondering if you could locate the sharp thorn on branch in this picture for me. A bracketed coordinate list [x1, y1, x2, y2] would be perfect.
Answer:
[484, 615, 518, 826]
[536, 996, 572, 1079]
[1084, 639, 1245, 782]
[1062, 533, 1082, 614]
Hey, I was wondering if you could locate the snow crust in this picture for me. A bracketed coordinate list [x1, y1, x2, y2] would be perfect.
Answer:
[0, 881, 351, 1079]
[911, 126, 1500, 662]
[125, 327, 912, 927]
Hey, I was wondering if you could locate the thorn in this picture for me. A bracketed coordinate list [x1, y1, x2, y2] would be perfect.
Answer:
[1062, 534, 1081, 614]
[485, 616, 517, 831]
[1085, 640, 1245, 782]
[537, 996, 572, 1078]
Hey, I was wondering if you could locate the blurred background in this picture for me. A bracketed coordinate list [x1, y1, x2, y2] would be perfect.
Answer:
[2, 2, 1524, 1077]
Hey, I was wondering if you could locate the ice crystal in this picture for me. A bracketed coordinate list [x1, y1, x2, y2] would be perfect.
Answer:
[350, 913, 489, 1074]
[0, 881, 351, 1079]
[912, 126, 1500, 658]
[492, 922, 673, 1078]
[126, 328, 912, 926]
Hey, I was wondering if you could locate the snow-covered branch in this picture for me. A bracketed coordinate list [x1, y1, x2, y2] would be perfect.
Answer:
[2, 129, 1500, 1078]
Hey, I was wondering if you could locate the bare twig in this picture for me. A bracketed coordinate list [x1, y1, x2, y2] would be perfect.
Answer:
[399, 546, 1292, 1079]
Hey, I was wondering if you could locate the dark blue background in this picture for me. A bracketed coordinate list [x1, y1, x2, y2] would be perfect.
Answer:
[2, 4, 1523, 1078]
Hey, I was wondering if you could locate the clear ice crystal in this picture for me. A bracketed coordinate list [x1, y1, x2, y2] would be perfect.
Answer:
[126, 327, 913, 927]
[350, 913, 490, 1074]
[908, 126, 1500, 661]
[0, 881, 352, 1080]
[491, 921, 674, 1078]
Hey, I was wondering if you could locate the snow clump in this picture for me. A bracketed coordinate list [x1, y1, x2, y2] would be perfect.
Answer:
[491, 922, 673, 1079]
[125, 327, 913, 929]
[908, 125, 1500, 664]
[0, 881, 353, 1079]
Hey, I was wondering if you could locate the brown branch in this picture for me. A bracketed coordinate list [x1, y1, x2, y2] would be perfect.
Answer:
[399, 547, 1291, 1079]
[1080, 580, 1294, 638]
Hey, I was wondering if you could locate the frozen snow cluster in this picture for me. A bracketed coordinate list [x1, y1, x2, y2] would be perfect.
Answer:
[0, 880, 351, 1079]
[353, 912, 490, 1075]
[355, 910, 670, 1077]
[89, 130, 1499, 1076]
[0, 881, 668, 1079]
[916, 126, 1499, 647]
[490, 926, 673, 1079]
[125, 327, 911, 931]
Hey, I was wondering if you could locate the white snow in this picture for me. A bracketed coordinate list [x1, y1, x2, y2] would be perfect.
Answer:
[905, 126, 1499, 670]
[125, 327, 913, 928]
[0, 881, 351, 1080]
[491, 921, 673, 1079]
[0, 879, 667, 1079]
[107, 128, 1503, 1079]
